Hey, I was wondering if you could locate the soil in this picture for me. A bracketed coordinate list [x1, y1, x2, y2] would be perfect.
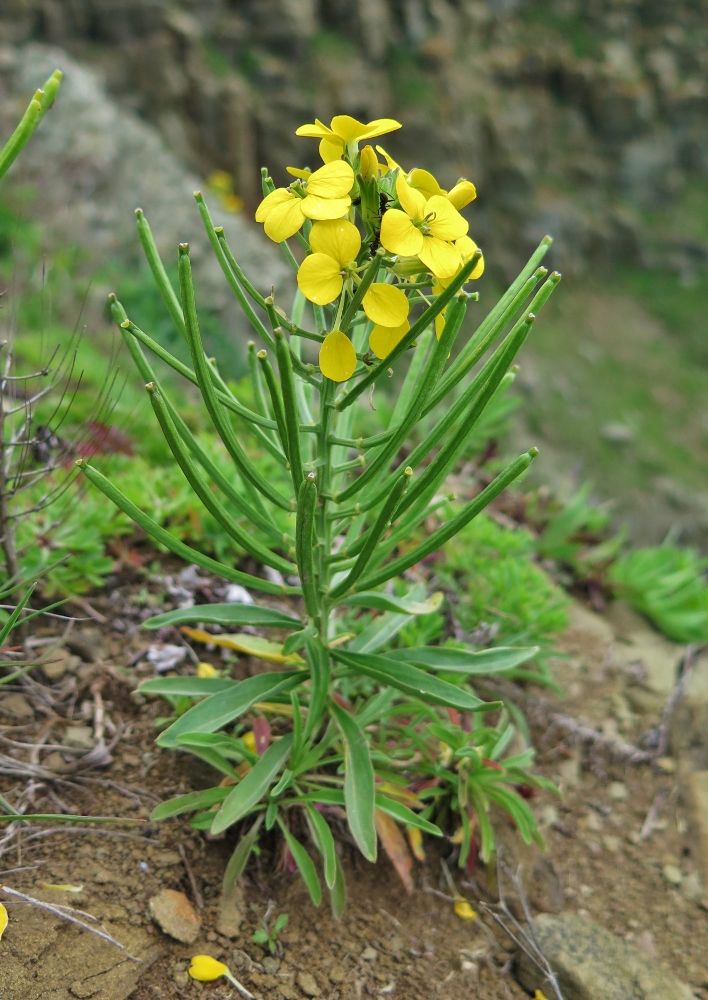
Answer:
[1, 561, 707, 1000]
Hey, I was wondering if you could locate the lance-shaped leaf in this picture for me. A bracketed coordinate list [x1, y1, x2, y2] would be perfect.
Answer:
[331, 648, 499, 712]
[330, 853, 347, 920]
[180, 627, 305, 665]
[385, 645, 539, 674]
[211, 734, 293, 835]
[137, 676, 234, 697]
[278, 819, 322, 907]
[144, 603, 301, 631]
[151, 786, 229, 822]
[330, 701, 377, 862]
[305, 804, 337, 889]
[296, 473, 319, 619]
[375, 794, 442, 836]
[156, 672, 301, 748]
[337, 591, 444, 616]
[222, 815, 264, 899]
[77, 461, 297, 597]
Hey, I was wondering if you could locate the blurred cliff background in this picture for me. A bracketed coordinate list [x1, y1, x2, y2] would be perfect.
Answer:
[0, 0, 707, 543]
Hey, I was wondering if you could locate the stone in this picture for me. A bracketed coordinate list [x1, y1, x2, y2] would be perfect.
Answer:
[608, 781, 627, 801]
[329, 964, 346, 983]
[515, 913, 695, 999]
[42, 646, 81, 681]
[684, 770, 708, 887]
[662, 863, 682, 887]
[681, 872, 704, 904]
[361, 946, 378, 961]
[151, 850, 182, 868]
[148, 889, 201, 943]
[296, 971, 321, 996]
[62, 726, 95, 750]
[0, 693, 33, 718]
[603, 835, 622, 853]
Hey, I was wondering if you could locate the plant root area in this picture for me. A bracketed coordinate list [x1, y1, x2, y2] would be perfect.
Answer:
[1, 567, 707, 1000]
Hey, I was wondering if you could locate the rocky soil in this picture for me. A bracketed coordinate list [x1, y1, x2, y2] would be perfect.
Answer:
[1, 565, 707, 1000]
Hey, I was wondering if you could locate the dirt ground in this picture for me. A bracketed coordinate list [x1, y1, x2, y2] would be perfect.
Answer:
[1, 563, 707, 1000]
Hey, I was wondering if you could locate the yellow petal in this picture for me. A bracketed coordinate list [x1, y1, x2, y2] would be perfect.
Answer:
[534, 993, 550, 1000]
[396, 172, 426, 221]
[407, 826, 426, 862]
[189, 955, 229, 982]
[301, 194, 351, 221]
[297, 253, 343, 305]
[447, 179, 477, 210]
[380, 209, 424, 257]
[319, 136, 344, 163]
[319, 330, 357, 382]
[309, 219, 361, 268]
[419, 235, 462, 279]
[40, 883, 84, 892]
[362, 283, 409, 327]
[329, 115, 372, 142]
[454, 899, 477, 921]
[295, 118, 334, 138]
[306, 160, 355, 198]
[196, 662, 218, 678]
[456, 236, 485, 279]
[286, 166, 312, 180]
[180, 627, 305, 664]
[359, 144, 379, 181]
[409, 168, 445, 201]
[425, 195, 469, 241]
[369, 320, 410, 360]
[242, 731, 257, 754]
[376, 145, 406, 175]
[263, 198, 306, 242]
[435, 309, 446, 339]
[357, 117, 403, 140]
[0, 902, 7, 941]
[255, 187, 292, 223]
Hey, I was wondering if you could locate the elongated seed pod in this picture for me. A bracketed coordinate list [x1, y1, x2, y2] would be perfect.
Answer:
[329, 468, 411, 600]
[135, 209, 186, 340]
[258, 350, 291, 471]
[296, 472, 319, 620]
[274, 327, 305, 493]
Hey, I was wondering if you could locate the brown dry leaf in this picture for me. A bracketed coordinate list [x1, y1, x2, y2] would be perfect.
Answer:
[374, 809, 414, 895]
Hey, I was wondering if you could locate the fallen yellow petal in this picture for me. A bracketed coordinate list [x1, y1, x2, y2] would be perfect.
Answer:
[534, 992, 550, 1000]
[319, 330, 357, 382]
[39, 883, 84, 893]
[0, 902, 7, 941]
[189, 955, 229, 982]
[196, 662, 219, 678]
[454, 899, 477, 921]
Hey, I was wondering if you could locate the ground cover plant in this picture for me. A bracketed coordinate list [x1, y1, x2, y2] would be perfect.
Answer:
[76, 114, 566, 910]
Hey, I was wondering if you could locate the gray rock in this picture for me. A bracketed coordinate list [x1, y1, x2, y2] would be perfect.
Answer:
[148, 889, 201, 943]
[515, 913, 694, 1000]
[0, 693, 34, 719]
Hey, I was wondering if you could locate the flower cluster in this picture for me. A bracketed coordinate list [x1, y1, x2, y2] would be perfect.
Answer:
[255, 115, 484, 382]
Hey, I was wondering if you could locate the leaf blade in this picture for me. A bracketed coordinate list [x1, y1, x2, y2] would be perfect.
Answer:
[330, 701, 377, 862]
[144, 603, 301, 630]
[211, 735, 294, 835]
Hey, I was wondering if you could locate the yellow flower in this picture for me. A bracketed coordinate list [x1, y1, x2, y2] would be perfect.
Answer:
[376, 145, 406, 175]
[359, 144, 381, 181]
[369, 319, 410, 360]
[189, 955, 228, 981]
[196, 662, 218, 678]
[380, 174, 468, 279]
[296, 115, 401, 164]
[319, 330, 357, 383]
[408, 168, 477, 210]
[433, 236, 485, 337]
[453, 898, 477, 921]
[0, 902, 7, 941]
[242, 731, 257, 754]
[297, 219, 361, 305]
[255, 161, 354, 243]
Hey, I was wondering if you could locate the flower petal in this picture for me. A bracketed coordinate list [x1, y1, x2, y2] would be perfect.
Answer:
[309, 219, 361, 268]
[286, 166, 312, 179]
[369, 319, 410, 360]
[319, 137, 344, 163]
[263, 198, 306, 242]
[358, 117, 403, 140]
[189, 956, 229, 982]
[255, 187, 292, 223]
[456, 236, 485, 279]
[447, 179, 477, 210]
[380, 209, 424, 257]
[409, 168, 445, 201]
[376, 145, 406, 175]
[363, 283, 410, 327]
[329, 115, 371, 141]
[301, 195, 351, 221]
[295, 118, 334, 138]
[306, 160, 355, 198]
[319, 330, 357, 382]
[0, 902, 7, 941]
[419, 235, 462, 279]
[396, 172, 426, 221]
[425, 196, 469, 241]
[297, 253, 343, 305]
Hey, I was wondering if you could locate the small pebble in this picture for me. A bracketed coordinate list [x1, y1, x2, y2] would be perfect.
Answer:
[296, 971, 321, 996]
[608, 781, 627, 801]
[681, 872, 703, 903]
[361, 946, 378, 961]
[662, 864, 682, 887]
[655, 756, 676, 773]
[603, 835, 622, 853]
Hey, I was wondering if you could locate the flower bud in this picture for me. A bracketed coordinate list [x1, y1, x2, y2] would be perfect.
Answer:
[359, 144, 379, 181]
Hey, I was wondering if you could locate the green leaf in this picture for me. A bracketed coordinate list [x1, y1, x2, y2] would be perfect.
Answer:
[223, 815, 264, 897]
[374, 795, 442, 837]
[181, 745, 239, 779]
[252, 928, 270, 944]
[305, 804, 338, 889]
[278, 819, 322, 907]
[329, 853, 347, 920]
[156, 672, 301, 748]
[329, 701, 377, 862]
[143, 603, 301, 631]
[282, 624, 317, 656]
[139, 677, 235, 697]
[273, 913, 289, 934]
[174, 732, 256, 763]
[339, 591, 444, 616]
[211, 735, 293, 835]
[151, 786, 229, 822]
[331, 648, 499, 712]
[384, 645, 539, 674]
